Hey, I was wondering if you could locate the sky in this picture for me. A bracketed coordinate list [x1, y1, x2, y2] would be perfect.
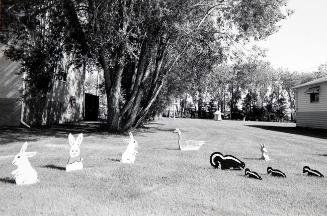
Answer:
[254, 0, 327, 72]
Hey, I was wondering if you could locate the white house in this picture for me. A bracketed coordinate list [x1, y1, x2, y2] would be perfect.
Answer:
[294, 77, 327, 129]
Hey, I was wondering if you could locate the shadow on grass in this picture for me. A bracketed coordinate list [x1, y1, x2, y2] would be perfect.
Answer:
[243, 157, 261, 161]
[141, 121, 191, 133]
[317, 154, 327, 157]
[0, 122, 113, 145]
[138, 126, 177, 134]
[0, 177, 15, 184]
[145, 122, 165, 126]
[154, 147, 180, 151]
[293, 173, 323, 178]
[246, 125, 327, 140]
[109, 158, 121, 162]
[41, 164, 66, 171]
[242, 175, 263, 180]
[211, 167, 244, 171]
[164, 147, 180, 151]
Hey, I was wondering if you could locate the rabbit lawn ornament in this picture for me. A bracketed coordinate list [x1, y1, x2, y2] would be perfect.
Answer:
[66, 133, 84, 172]
[121, 132, 138, 164]
[11, 142, 39, 185]
[260, 144, 270, 161]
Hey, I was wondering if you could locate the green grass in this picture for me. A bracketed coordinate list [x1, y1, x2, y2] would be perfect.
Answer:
[0, 119, 327, 216]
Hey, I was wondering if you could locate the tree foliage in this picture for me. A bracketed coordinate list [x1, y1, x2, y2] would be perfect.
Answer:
[1, 0, 291, 131]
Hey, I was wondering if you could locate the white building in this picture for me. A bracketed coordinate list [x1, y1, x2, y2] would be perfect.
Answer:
[294, 77, 327, 129]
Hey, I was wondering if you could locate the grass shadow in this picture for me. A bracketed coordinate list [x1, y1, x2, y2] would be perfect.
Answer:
[294, 173, 311, 177]
[246, 125, 327, 140]
[212, 167, 244, 171]
[0, 177, 15, 184]
[138, 126, 177, 134]
[109, 158, 121, 162]
[41, 164, 66, 171]
[162, 128, 179, 132]
[0, 122, 113, 145]
[164, 147, 180, 151]
[243, 157, 262, 161]
[317, 154, 327, 157]
[145, 122, 165, 126]
[293, 173, 324, 177]
[240, 174, 264, 180]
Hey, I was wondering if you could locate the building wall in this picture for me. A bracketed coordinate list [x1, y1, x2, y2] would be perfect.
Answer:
[296, 111, 327, 129]
[0, 98, 21, 126]
[295, 82, 327, 129]
[0, 44, 22, 126]
[1, 44, 85, 126]
[23, 54, 85, 126]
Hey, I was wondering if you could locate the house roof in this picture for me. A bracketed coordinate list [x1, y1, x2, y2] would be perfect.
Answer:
[294, 76, 327, 89]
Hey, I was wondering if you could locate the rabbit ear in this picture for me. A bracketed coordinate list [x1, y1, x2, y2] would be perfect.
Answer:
[68, 133, 75, 146]
[76, 133, 83, 146]
[129, 132, 134, 139]
[25, 152, 37, 158]
[20, 142, 28, 153]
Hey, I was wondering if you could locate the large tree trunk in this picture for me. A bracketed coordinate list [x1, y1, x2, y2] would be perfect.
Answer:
[60, 0, 173, 132]
[122, 37, 166, 130]
[230, 85, 234, 120]
[105, 48, 126, 131]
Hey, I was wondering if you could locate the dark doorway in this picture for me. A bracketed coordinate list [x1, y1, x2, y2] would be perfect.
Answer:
[84, 93, 99, 121]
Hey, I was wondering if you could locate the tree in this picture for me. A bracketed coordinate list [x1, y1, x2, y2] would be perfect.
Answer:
[243, 91, 257, 120]
[276, 96, 287, 121]
[278, 69, 300, 121]
[2, 0, 291, 131]
[315, 62, 327, 78]
[207, 64, 231, 113]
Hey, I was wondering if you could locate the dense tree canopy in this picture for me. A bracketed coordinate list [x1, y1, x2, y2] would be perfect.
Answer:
[1, 0, 291, 131]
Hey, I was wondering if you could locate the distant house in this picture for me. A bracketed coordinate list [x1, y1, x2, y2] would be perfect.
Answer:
[294, 77, 327, 129]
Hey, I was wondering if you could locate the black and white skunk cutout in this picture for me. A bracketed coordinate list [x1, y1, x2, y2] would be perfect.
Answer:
[210, 152, 245, 170]
[303, 166, 324, 177]
[245, 168, 262, 180]
[267, 167, 286, 178]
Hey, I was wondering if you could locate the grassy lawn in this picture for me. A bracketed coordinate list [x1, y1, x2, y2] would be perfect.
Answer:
[0, 119, 326, 216]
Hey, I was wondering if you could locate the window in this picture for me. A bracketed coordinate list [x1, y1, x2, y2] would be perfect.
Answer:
[310, 93, 319, 103]
[305, 86, 320, 103]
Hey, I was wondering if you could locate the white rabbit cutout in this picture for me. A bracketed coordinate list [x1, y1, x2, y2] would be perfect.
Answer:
[11, 142, 39, 185]
[66, 133, 84, 172]
[260, 144, 270, 161]
[121, 132, 138, 164]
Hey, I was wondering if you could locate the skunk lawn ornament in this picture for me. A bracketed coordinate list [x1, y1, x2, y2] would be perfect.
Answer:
[121, 132, 138, 164]
[303, 166, 324, 177]
[210, 152, 245, 170]
[11, 142, 39, 185]
[173, 128, 205, 151]
[267, 167, 286, 178]
[260, 144, 270, 161]
[245, 168, 262, 180]
[66, 133, 84, 172]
